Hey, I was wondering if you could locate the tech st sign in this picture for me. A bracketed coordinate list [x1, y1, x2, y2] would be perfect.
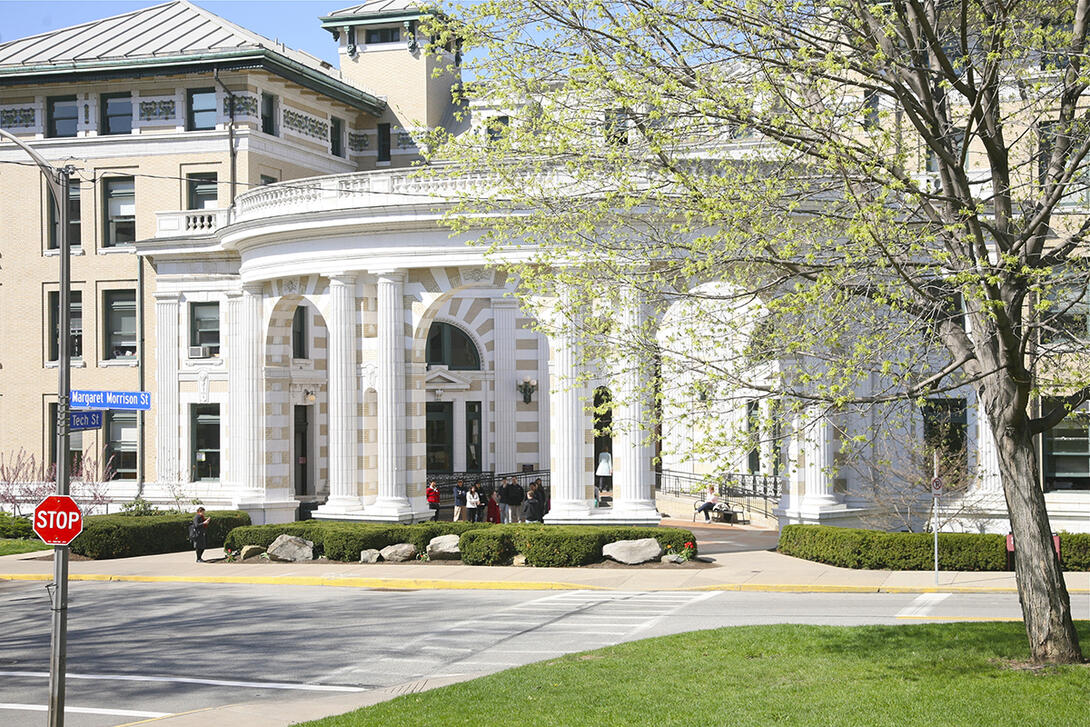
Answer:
[33, 495, 83, 546]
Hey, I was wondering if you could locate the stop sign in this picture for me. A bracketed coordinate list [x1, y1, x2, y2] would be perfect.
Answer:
[33, 495, 83, 546]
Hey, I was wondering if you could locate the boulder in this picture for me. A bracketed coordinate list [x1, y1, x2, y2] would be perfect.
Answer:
[266, 534, 314, 562]
[426, 534, 461, 560]
[359, 549, 382, 563]
[660, 553, 685, 564]
[239, 545, 266, 561]
[380, 542, 417, 562]
[602, 538, 663, 565]
[511, 553, 527, 566]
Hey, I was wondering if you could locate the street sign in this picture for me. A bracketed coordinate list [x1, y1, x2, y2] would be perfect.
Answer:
[69, 410, 103, 432]
[70, 389, 150, 411]
[930, 476, 944, 497]
[33, 495, 83, 546]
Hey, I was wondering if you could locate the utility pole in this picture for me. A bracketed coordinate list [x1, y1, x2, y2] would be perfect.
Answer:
[0, 127, 76, 727]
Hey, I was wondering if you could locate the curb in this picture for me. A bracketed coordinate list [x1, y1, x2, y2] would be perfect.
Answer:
[4, 572, 1081, 594]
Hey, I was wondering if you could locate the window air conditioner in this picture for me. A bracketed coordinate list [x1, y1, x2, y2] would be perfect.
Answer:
[189, 345, 212, 359]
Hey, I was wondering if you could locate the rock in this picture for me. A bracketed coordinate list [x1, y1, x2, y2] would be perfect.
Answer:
[511, 553, 527, 566]
[426, 534, 461, 560]
[266, 534, 314, 562]
[379, 542, 417, 562]
[602, 538, 663, 565]
[239, 545, 265, 560]
[661, 553, 684, 564]
[359, 549, 382, 563]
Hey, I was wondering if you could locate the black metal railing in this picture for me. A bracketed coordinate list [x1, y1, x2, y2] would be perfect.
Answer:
[425, 470, 551, 513]
[657, 468, 782, 519]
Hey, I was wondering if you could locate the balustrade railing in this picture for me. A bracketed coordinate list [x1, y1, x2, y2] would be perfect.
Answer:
[657, 468, 782, 518]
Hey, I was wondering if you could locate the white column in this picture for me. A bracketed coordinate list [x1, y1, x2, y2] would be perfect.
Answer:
[154, 292, 180, 482]
[238, 282, 265, 492]
[975, 404, 1003, 493]
[611, 288, 658, 522]
[492, 298, 518, 473]
[318, 273, 362, 512]
[545, 290, 591, 521]
[368, 269, 413, 519]
[225, 292, 243, 488]
[799, 405, 838, 510]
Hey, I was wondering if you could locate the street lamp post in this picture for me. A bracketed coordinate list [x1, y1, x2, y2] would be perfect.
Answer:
[0, 127, 76, 727]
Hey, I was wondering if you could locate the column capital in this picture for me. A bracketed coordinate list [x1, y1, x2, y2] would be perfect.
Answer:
[491, 297, 519, 310]
[153, 291, 182, 303]
[241, 281, 264, 296]
[370, 268, 407, 283]
[328, 272, 359, 287]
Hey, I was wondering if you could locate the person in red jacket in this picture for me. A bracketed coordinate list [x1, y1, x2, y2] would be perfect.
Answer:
[486, 487, 502, 524]
[426, 480, 441, 521]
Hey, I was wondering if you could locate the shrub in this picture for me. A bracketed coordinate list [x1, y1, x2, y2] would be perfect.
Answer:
[0, 511, 32, 539]
[222, 521, 331, 553]
[778, 525, 1008, 571]
[1060, 532, 1090, 571]
[71, 511, 251, 559]
[460, 528, 517, 565]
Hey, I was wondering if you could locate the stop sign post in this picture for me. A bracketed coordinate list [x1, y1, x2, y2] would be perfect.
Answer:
[34, 496, 83, 546]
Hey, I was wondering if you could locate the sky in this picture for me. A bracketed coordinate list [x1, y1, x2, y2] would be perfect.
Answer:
[0, 1, 352, 66]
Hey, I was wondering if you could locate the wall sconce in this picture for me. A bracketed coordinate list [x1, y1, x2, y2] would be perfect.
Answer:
[517, 377, 538, 404]
[303, 389, 317, 404]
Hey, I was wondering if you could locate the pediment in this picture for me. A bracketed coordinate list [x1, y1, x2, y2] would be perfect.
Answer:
[425, 366, 472, 390]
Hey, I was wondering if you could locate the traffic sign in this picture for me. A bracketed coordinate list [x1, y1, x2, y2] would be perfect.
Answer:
[930, 476, 944, 497]
[69, 410, 103, 431]
[33, 495, 83, 546]
[71, 389, 150, 411]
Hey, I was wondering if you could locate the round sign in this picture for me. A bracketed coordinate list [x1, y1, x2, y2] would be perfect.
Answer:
[33, 495, 83, 546]
[930, 476, 944, 497]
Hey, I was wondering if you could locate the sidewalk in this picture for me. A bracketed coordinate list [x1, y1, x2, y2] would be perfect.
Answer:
[4, 525, 1088, 727]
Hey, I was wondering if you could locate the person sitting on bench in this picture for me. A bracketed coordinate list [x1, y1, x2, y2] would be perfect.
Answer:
[695, 485, 718, 522]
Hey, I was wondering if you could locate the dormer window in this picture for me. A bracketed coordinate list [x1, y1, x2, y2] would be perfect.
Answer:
[366, 27, 400, 44]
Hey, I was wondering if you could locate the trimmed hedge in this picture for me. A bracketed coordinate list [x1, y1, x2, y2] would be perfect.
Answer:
[70, 511, 251, 559]
[225, 521, 697, 567]
[0, 512, 33, 539]
[777, 524, 1090, 571]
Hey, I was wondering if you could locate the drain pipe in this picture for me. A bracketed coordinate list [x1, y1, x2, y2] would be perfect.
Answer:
[213, 69, 238, 204]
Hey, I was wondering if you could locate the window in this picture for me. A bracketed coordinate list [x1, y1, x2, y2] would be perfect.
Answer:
[186, 173, 218, 210]
[49, 402, 84, 475]
[191, 404, 221, 481]
[100, 93, 132, 135]
[1040, 280, 1089, 344]
[103, 177, 135, 246]
[425, 322, 480, 370]
[187, 88, 216, 131]
[260, 92, 278, 135]
[487, 115, 509, 143]
[103, 290, 136, 360]
[365, 27, 400, 44]
[1038, 122, 1090, 208]
[1042, 399, 1090, 490]
[465, 401, 482, 472]
[377, 123, 391, 162]
[746, 400, 761, 473]
[292, 306, 308, 359]
[189, 302, 220, 356]
[48, 183, 81, 250]
[921, 398, 967, 477]
[331, 116, 344, 157]
[105, 411, 137, 480]
[259, 175, 278, 185]
[48, 290, 82, 361]
[47, 96, 77, 138]
[926, 127, 965, 174]
[862, 90, 880, 129]
[604, 109, 629, 146]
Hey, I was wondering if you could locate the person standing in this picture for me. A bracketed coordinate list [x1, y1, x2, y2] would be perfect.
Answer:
[486, 487, 502, 524]
[506, 477, 525, 523]
[426, 480, 441, 521]
[523, 482, 543, 523]
[453, 479, 468, 521]
[190, 507, 210, 562]
[466, 484, 481, 522]
[496, 477, 510, 523]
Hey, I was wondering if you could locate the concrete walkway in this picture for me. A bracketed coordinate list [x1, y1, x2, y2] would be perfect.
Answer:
[3, 523, 1087, 727]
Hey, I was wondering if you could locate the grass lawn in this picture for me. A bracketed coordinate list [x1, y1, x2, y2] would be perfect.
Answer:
[298, 622, 1090, 727]
[0, 538, 51, 556]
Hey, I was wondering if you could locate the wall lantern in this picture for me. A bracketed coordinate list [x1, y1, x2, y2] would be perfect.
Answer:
[303, 389, 317, 404]
[517, 376, 538, 404]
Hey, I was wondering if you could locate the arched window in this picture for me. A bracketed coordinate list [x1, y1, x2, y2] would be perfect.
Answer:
[426, 322, 481, 370]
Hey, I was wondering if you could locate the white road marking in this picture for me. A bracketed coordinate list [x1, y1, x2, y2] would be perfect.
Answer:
[0, 703, 170, 718]
[629, 591, 720, 636]
[895, 592, 952, 619]
[0, 670, 367, 692]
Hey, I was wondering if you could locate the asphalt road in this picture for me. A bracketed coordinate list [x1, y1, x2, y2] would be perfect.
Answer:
[2, 580, 1078, 727]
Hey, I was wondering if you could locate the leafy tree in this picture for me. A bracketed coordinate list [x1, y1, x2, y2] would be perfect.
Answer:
[427, 0, 1089, 662]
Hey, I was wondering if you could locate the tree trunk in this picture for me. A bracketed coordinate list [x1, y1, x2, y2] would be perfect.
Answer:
[989, 407, 1083, 663]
